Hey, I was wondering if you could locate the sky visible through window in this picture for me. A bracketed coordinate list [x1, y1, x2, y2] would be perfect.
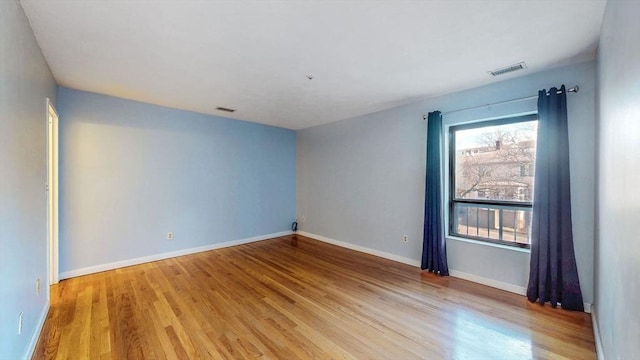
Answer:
[455, 122, 538, 150]
[451, 118, 538, 246]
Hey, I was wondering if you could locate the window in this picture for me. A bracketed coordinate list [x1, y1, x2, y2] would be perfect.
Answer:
[520, 164, 534, 177]
[449, 114, 537, 248]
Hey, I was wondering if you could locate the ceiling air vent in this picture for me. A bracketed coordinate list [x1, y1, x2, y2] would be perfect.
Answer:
[489, 62, 527, 77]
[216, 107, 235, 113]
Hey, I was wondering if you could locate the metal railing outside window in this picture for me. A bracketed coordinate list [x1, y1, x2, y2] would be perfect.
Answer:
[449, 114, 537, 249]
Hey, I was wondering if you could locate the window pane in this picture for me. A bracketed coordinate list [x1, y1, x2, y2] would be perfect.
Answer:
[454, 120, 537, 202]
[452, 203, 531, 245]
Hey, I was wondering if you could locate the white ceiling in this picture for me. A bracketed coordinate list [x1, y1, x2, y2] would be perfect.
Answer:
[20, 0, 606, 130]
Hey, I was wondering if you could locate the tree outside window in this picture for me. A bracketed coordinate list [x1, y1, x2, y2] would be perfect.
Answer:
[449, 115, 537, 247]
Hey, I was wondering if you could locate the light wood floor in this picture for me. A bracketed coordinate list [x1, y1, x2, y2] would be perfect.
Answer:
[33, 235, 596, 359]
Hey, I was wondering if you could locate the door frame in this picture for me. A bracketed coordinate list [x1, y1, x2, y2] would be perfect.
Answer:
[46, 98, 59, 285]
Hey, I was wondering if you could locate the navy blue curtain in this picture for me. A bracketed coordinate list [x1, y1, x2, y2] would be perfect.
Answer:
[527, 85, 584, 311]
[421, 111, 448, 275]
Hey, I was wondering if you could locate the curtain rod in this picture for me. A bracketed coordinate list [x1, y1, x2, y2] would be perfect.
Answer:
[423, 85, 579, 119]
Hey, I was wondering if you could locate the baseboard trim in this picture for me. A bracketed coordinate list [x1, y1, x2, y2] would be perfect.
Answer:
[60, 231, 293, 280]
[448, 271, 593, 313]
[25, 301, 50, 360]
[448, 269, 527, 295]
[298, 231, 421, 267]
[591, 306, 605, 360]
[298, 232, 595, 314]
[298, 232, 529, 295]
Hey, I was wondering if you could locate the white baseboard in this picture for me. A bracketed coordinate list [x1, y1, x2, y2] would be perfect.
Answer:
[448, 269, 528, 295]
[298, 231, 421, 267]
[298, 231, 527, 295]
[298, 232, 593, 313]
[60, 231, 293, 280]
[25, 301, 50, 360]
[447, 270, 593, 314]
[591, 306, 605, 360]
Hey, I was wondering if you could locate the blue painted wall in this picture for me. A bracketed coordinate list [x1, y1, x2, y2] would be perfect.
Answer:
[0, 1, 57, 358]
[594, 0, 640, 358]
[57, 87, 296, 274]
[298, 61, 596, 303]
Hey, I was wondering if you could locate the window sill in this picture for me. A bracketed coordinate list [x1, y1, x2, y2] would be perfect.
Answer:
[446, 235, 531, 253]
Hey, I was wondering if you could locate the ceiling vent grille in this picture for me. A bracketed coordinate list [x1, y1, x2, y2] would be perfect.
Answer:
[489, 62, 527, 76]
[216, 107, 236, 113]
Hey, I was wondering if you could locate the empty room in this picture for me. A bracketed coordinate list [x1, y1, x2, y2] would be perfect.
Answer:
[1, 0, 638, 359]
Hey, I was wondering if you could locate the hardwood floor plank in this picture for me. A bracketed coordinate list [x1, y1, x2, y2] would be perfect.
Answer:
[33, 235, 596, 359]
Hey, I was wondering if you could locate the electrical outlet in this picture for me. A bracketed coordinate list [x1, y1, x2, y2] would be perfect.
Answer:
[18, 312, 23, 335]
[167, 232, 174, 240]
[300, 216, 305, 223]
[402, 235, 408, 243]
[36, 278, 41, 295]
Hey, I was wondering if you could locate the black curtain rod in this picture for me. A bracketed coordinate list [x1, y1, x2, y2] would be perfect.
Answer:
[423, 85, 579, 119]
